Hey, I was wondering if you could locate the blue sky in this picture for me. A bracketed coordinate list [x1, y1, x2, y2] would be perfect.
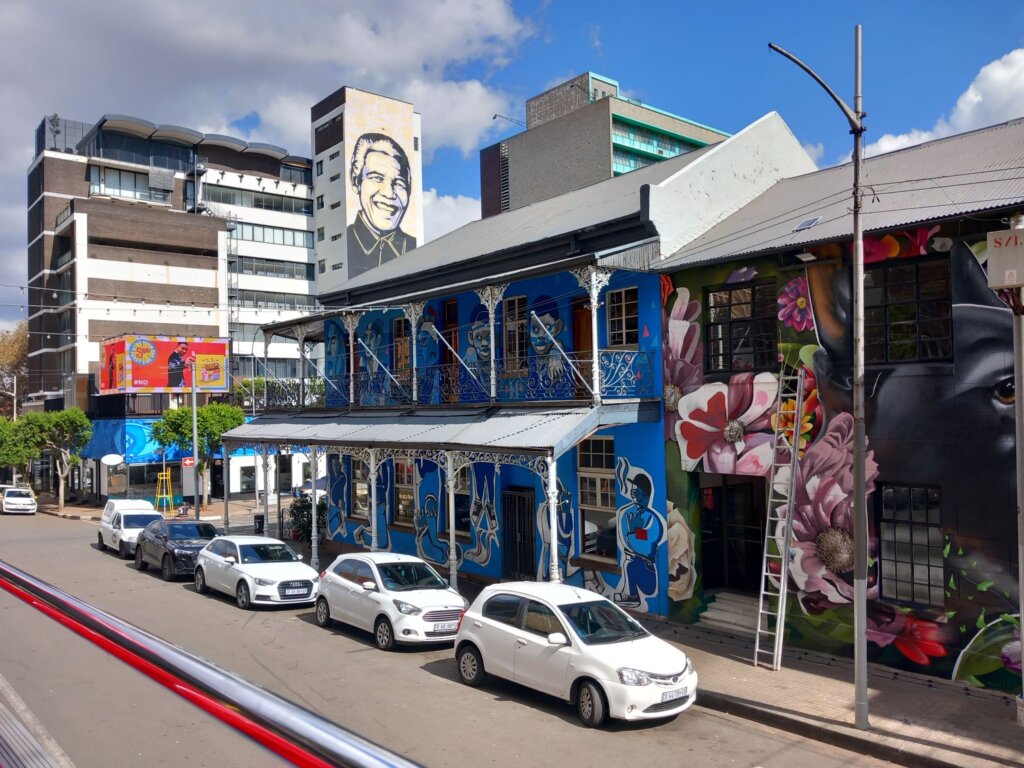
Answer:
[2, 1, 1023, 330]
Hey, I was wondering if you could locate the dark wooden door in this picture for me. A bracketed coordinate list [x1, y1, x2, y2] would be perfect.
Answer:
[572, 297, 592, 398]
[502, 488, 536, 580]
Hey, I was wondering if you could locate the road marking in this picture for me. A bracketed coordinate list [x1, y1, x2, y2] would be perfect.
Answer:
[0, 670, 77, 768]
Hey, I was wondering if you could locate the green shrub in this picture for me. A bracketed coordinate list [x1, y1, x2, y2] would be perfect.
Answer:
[288, 495, 328, 542]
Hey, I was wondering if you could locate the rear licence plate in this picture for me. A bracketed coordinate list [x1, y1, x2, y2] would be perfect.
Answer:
[285, 588, 306, 596]
[434, 621, 458, 633]
[661, 688, 687, 703]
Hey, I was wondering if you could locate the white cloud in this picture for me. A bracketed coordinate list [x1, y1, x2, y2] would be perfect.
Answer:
[422, 188, 481, 243]
[0, 0, 534, 325]
[865, 48, 1024, 157]
[588, 24, 602, 55]
[802, 142, 824, 166]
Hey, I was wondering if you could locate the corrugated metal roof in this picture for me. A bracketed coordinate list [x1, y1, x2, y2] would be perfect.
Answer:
[340, 144, 717, 292]
[660, 117, 1024, 269]
[222, 407, 610, 459]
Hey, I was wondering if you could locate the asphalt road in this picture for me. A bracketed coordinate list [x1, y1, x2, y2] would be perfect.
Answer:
[0, 514, 893, 768]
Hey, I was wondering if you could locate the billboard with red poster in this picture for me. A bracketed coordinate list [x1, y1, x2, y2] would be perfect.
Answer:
[99, 336, 229, 395]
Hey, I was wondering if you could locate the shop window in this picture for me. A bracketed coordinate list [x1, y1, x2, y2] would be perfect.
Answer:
[394, 460, 415, 525]
[705, 280, 776, 372]
[607, 287, 639, 347]
[239, 466, 256, 493]
[578, 437, 616, 560]
[351, 458, 369, 519]
[865, 258, 951, 364]
[877, 483, 944, 607]
[453, 466, 471, 533]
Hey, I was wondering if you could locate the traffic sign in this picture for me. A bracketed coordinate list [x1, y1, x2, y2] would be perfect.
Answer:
[182, 457, 196, 468]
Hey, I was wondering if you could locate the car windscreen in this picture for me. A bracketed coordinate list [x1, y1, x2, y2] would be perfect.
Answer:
[239, 543, 298, 564]
[5, 490, 33, 499]
[558, 600, 649, 645]
[169, 523, 218, 540]
[377, 562, 447, 591]
[123, 514, 162, 528]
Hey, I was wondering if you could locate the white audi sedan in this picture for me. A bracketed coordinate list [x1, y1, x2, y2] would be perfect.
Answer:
[315, 552, 467, 651]
[455, 582, 698, 727]
[193, 536, 319, 610]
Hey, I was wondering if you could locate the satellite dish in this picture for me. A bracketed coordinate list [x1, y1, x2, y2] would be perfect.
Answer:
[100, 453, 124, 467]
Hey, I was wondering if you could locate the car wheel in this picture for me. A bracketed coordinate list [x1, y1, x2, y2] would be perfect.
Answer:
[236, 581, 252, 610]
[97, 532, 105, 551]
[118, 542, 129, 559]
[315, 597, 333, 628]
[576, 680, 608, 728]
[134, 546, 148, 571]
[456, 645, 486, 687]
[374, 616, 395, 651]
[161, 555, 174, 581]
[194, 568, 209, 594]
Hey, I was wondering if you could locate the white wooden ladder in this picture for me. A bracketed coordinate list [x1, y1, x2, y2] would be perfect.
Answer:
[753, 366, 805, 670]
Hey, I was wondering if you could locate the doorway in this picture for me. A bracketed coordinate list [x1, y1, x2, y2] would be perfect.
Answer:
[700, 473, 766, 593]
[502, 487, 536, 580]
[572, 297, 592, 399]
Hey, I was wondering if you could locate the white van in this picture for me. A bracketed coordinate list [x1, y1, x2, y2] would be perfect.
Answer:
[98, 499, 163, 558]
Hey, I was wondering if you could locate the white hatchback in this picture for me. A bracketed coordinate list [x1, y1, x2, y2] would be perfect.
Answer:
[455, 582, 698, 727]
[1, 487, 37, 515]
[193, 535, 319, 610]
[315, 552, 467, 651]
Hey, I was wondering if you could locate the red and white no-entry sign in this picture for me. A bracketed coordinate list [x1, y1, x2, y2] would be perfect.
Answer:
[182, 457, 196, 468]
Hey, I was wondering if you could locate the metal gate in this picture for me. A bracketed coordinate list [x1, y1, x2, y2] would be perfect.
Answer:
[502, 488, 535, 580]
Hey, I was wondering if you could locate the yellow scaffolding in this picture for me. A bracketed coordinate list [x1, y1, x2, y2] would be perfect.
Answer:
[155, 470, 173, 515]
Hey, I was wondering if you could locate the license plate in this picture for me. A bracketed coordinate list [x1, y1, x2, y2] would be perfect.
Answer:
[661, 688, 687, 703]
[285, 588, 306, 596]
[434, 621, 458, 633]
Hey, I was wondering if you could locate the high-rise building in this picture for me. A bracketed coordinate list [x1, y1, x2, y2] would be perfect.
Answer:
[479, 72, 730, 218]
[309, 87, 423, 301]
[26, 114, 315, 500]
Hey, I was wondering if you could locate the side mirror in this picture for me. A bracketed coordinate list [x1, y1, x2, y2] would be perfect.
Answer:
[224, 556, 237, 565]
[361, 581, 377, 591]
[547, 632, 568, 646]
[297, 553, 304, 561]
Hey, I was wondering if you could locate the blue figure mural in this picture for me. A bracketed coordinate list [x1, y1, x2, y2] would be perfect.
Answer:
[613, 458, 665, 610]
[463, 464, 498, 567]
[326, 453, 348, 539]
[352, 460, 391, 550]
[413, 459, 463, 566]
[528, 294, 573, 399]
[416, 309, 440, 405]
[359, 318, 387, 406]
[460, 304, 490, 401]
[324, 317, 348, 407]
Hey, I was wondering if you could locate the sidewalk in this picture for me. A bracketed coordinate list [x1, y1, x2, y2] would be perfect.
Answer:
[35, 496, 1024, 767]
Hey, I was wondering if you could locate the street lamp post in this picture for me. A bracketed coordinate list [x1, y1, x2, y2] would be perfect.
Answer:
[769, 26, 869, 731]
[191, 360, 201, 519]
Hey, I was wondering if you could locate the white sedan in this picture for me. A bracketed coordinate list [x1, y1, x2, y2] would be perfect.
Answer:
[315, 552, 467, 651]
[455, 581, 698, 727]
[2, 488, 37, 515]
[193, 536, 319, 610]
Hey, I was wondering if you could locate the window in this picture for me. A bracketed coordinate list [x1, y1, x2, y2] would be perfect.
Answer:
[353, 561, 376, 587]
[318, 260, 326, 274]
[877, 484, 944, 607]
[483, 594, 522, 625]
[414, 137, 419, 152]
[607, 287, 639, 347]
[394, 461, 414, 525]
[316, 160, 323, 177]
[453, 466, 471, 533]
[502, 295, 528, 372]
[330, 201, 341, 209]
[329, 151, 340, 160]
[239, 466, 256, 493]
[329, 173, 340, 182]
[317, 227, 325, 242]
[351, 459, 369, 519]
[393, 317, 410, 373]
[331, 233, 343, 241]
[204, 184, 312, 215]
[578, 437, 616, 559]
[229, 256, 314, 280]
[522, 600, 564, 637]
[705, 280, 776, 372]
[230, 223, 313, 249]
[316, 195, 324, 210]
[865, 258, 951, 364]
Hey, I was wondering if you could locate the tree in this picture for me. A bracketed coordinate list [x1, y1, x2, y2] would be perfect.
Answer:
[150, 402, 245, 510]
[0, 321, 28, 419]
[20, 409, 92, 511]
[47, 113, 61, 149]
[0, 416, 39, 484]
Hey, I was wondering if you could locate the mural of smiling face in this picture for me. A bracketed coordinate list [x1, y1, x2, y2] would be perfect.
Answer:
[357, 149, 410, 234]
[529, 295, 563, 356]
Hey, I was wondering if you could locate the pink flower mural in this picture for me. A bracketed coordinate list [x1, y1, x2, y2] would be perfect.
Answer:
[867, 603, 951, 666]
[778, 276, 815, 332]
[674, 372, 776, 475]
[780, 413, 880, 613]
[663, 287, 703, 442]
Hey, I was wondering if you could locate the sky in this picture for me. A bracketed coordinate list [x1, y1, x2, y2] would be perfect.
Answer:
[2, 0, 1024, 331]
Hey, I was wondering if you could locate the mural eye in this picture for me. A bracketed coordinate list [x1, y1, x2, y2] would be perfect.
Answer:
[993, 377, 1015, 405]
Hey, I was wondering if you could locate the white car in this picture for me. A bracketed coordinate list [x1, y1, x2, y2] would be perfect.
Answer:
[97, 499, 162, 558]
[2, 487, 37, 515]
[315, 552, 467, 651]
[193, 535, 319, 610]
[455, 582, 698, 727]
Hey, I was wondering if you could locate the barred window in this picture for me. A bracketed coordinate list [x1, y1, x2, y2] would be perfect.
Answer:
[502, 295, 528, 372]
[877, 484, 944, 607]
[705, 280, 776, 372]
[865, 258, 951, 364]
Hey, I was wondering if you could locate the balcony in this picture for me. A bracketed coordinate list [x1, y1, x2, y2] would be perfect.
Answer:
[245, 349, 656, 412]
